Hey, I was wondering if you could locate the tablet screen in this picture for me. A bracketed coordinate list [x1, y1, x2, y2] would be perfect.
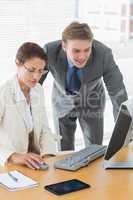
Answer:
[44, 179, 90, 195]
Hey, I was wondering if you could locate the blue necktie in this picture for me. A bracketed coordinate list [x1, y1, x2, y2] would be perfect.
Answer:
[67, 66, 81, 93]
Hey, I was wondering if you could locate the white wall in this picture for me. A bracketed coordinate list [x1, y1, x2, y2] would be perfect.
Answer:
[0, 0, 76, 81]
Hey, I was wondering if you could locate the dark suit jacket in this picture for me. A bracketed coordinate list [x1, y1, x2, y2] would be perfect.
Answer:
[40, 40, 128, 119]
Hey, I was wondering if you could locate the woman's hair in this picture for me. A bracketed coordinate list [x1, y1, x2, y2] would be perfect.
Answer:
[62, 21, 93, 42]
[16, 42, 47, 64]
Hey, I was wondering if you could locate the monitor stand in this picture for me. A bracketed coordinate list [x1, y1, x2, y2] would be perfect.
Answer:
[103, 160, 133, 169]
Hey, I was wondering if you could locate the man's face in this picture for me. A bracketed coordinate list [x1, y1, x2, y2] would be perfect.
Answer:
[62, 39, 92, 68]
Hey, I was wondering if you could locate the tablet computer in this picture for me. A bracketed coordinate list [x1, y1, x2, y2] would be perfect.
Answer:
[44, 179, 90, 195]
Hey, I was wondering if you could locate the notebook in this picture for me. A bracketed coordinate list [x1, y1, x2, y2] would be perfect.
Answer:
[0, 170, 39, 191]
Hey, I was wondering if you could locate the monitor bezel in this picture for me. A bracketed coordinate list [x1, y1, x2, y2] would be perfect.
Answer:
[104, 102, 133, 161]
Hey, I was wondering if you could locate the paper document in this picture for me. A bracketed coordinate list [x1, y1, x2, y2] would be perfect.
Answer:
[0, 170, 38, 191]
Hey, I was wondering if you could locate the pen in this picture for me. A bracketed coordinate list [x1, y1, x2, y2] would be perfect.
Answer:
[8, 172, 18, 182]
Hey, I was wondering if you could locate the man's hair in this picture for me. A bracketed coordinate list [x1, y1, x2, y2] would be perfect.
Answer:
[16, 42, 47, 64]
[62, 21, 93, 42]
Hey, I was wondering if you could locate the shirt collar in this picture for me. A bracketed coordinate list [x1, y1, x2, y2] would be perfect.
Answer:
[14, 75, 33, 102]
[67, 58, 74, 68]
[14, 75, 25, 102]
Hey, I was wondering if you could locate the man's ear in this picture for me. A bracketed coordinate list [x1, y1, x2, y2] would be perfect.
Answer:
[62, 41, 66, 52]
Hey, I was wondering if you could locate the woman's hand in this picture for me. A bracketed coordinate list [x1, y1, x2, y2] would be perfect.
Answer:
[9, 152, 44, 169]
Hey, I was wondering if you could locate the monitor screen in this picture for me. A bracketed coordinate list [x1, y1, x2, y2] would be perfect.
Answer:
[104, 103, 133, 160]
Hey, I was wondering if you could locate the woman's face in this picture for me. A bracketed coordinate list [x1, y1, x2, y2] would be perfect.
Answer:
[17, 57, 46, 88]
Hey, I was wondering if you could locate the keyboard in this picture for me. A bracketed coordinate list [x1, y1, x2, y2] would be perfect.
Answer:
[54, 144, 106, 171]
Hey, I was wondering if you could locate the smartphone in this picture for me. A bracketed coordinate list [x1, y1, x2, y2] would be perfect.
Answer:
[44, 179, 90, 195]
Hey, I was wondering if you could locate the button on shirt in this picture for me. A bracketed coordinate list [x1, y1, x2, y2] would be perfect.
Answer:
[15, 76, 33, 133]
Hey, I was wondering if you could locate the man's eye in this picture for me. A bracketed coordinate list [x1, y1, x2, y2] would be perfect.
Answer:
[73, 50, 80, 53]
[85, 49, 90, 52]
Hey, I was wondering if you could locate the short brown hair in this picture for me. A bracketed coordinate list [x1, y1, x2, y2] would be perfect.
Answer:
[62, 21, 93, 42]
[16, 42, 47, 64]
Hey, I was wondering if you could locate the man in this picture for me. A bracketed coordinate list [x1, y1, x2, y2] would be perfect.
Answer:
[40, 22, 128, 150]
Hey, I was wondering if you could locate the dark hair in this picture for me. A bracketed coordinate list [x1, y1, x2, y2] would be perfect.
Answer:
[62, 21, 93, 42]
[16, 42, 47, 64]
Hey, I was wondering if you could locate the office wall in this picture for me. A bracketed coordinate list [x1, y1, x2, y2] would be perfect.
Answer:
[0, 0, 76, 81]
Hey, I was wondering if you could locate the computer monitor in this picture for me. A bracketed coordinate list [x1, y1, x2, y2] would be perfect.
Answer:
[104, 100, 133, 166]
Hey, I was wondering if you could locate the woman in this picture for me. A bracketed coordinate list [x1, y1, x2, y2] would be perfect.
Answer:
[0, 42, 57, 169]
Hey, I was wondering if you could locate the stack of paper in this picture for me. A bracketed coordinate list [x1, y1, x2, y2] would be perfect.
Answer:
[0, 170, 38, 191]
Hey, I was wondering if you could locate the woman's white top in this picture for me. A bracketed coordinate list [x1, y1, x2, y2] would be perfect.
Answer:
[15, 76, 33, 133]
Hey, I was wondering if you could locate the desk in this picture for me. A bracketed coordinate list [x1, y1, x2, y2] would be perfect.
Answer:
[0, 146, 133, 200]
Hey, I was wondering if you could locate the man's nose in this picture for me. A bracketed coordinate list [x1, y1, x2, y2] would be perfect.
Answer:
[78, 53, 86, 60]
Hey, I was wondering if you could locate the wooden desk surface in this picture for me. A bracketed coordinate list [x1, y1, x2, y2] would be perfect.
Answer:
[1, 146, 133, 200]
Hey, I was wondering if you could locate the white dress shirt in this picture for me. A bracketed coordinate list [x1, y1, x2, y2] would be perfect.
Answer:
[15, 76, 33, 133]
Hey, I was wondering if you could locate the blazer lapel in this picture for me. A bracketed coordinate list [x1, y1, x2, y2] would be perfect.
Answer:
[81, 49, 94, 84]
[56, 49, 68, 90]
[15, 101, 29, 130]
[10, 76, 30, 131]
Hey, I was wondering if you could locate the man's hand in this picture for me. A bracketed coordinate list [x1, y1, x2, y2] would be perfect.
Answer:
[9, 152, 44, 169]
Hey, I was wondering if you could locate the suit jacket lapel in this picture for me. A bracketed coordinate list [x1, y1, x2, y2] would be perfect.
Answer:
[9, 76, 29, 131]
[56, 49, 68, 90]
[81, 49, 94, 84]
[15, 101, 29, 130]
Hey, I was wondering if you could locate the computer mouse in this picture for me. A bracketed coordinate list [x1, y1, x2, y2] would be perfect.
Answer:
[38, 162, 49, 170]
